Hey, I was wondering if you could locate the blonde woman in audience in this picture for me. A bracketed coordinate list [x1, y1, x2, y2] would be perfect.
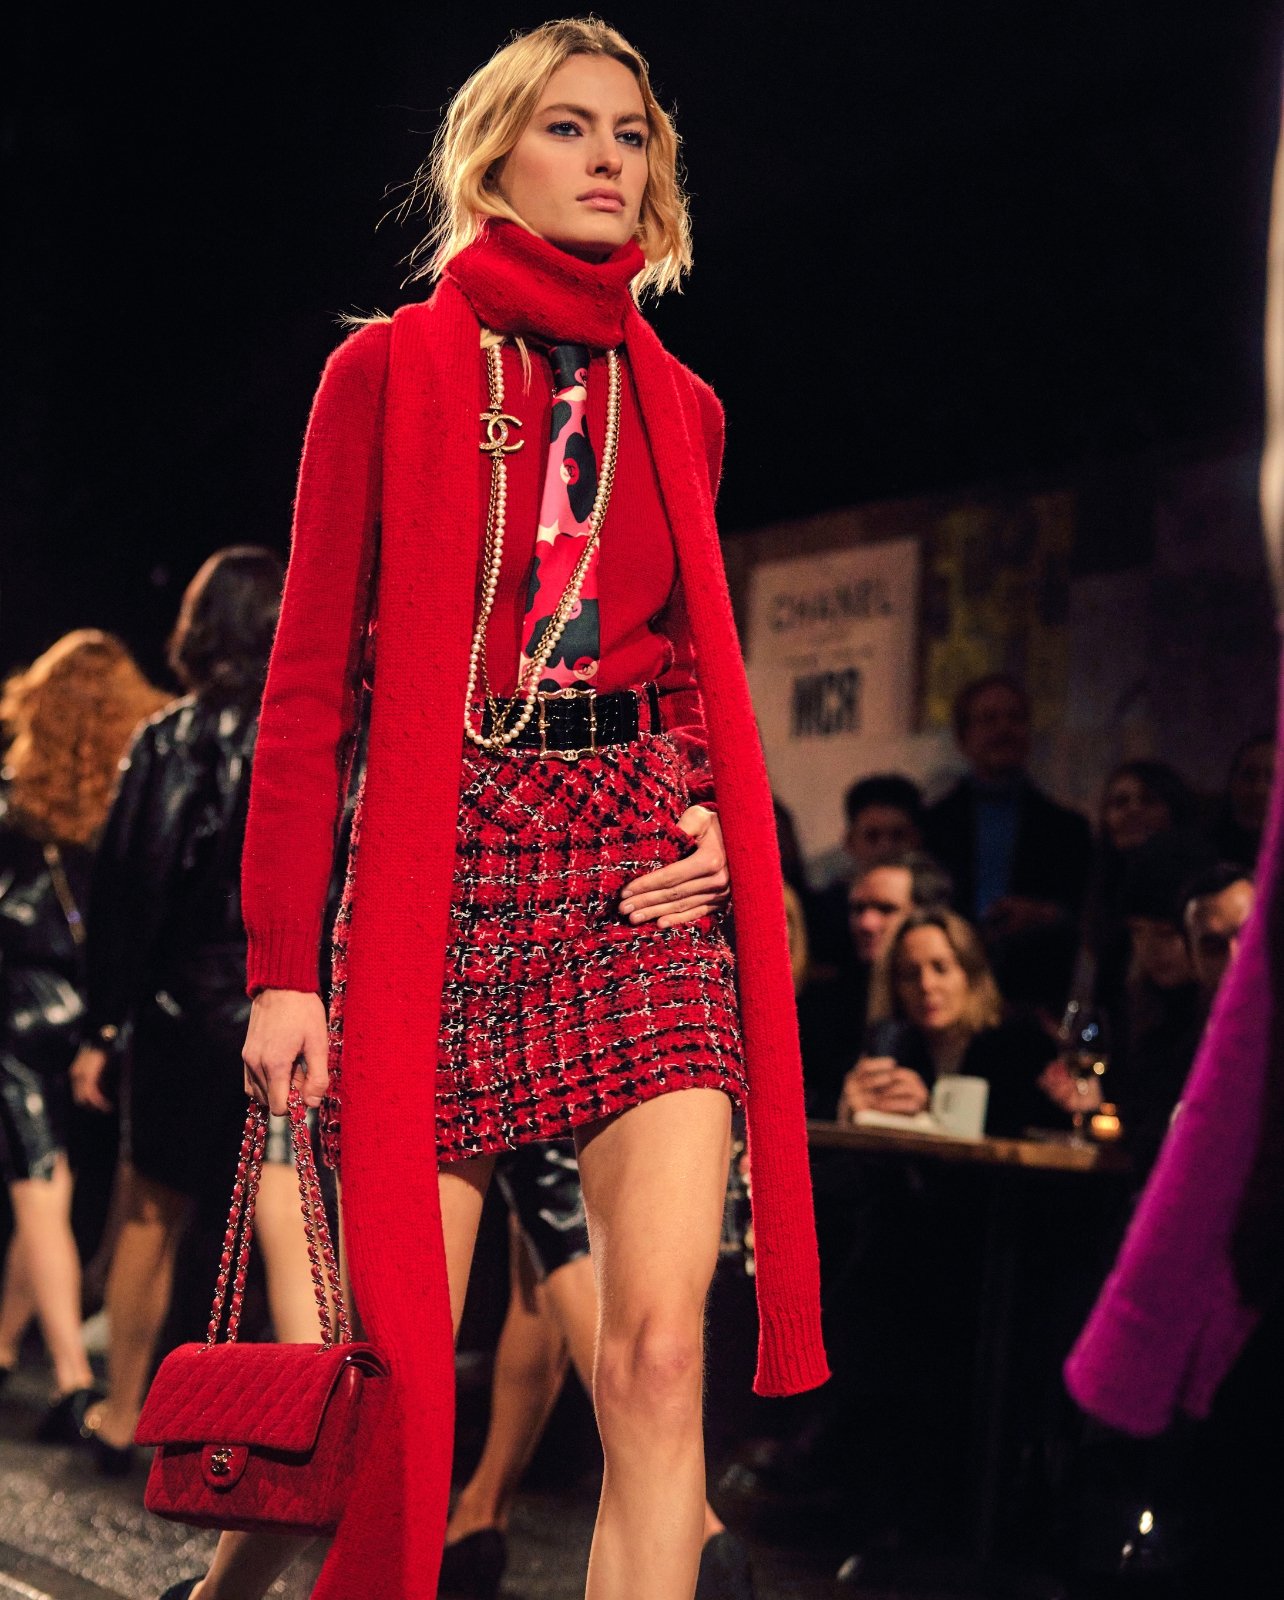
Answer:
[841, 908, 1059, 1135]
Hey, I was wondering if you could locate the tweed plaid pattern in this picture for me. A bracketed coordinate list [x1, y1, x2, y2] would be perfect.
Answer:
[324, 728, 745, 1169]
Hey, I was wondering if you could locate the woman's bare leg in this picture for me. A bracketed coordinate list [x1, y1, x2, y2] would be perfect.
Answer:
[542, 1252, 726, 1544]
[192, 1153, 497, 1600]
[5, 1155, 94, 1393]
[446, 1215, 571, 1540]
[447, 1211, 728, 1549]
[0, 1223, 38, 1368]
[86, 1164, 187, 1447]
[80, 1159, 128, 1316]
[575, 1089, 731, 1600]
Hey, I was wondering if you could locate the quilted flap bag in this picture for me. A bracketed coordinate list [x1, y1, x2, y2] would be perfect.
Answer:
[135, 1088, 389, 1534]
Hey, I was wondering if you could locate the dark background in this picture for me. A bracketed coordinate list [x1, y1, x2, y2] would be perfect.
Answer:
[4, 2, 1281, 682]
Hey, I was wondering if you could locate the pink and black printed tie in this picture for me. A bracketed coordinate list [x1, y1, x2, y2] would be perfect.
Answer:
[518, 343, 600, 691]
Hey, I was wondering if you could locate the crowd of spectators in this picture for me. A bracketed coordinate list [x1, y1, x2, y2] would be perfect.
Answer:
[789, 669, 1268, 1164]
[758, 667, 1272, 1569]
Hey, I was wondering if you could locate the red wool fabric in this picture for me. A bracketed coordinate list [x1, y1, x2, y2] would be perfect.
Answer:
[325, 732, 747, 1165]
[242, 221, 828, 1600]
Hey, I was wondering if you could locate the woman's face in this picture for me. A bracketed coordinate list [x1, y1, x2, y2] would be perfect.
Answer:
[495, 55, 649, 260]
[1230, 740, 1276, 833]
[1102, 774, 1172, 852]
[894, 926, 972, 1036]
[1128, 916, 1195, 990]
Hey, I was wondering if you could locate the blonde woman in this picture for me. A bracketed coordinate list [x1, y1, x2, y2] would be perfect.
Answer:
[841, 908, 1057, 1135]
[0, 632, 168, 1438]
[161, 20, 826, 1600]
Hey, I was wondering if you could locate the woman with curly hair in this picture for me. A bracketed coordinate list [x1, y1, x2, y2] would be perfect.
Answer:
[0, 630, 169, 1437]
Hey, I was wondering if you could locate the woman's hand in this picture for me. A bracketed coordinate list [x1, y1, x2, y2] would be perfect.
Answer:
[70, 1045, 113, 1113]
[242, 989, 329, 1117]
[1038, 1057, 1103, 1116]
[619, 805, 730, 930]
[839, 1057, 931, 1120]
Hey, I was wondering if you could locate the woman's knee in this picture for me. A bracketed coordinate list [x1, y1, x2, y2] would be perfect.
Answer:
[594, 1309, 704, 1428]
[7, 1165, 70, 1217]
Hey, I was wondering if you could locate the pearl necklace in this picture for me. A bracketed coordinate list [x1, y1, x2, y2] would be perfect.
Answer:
[464, 334, 622, 751]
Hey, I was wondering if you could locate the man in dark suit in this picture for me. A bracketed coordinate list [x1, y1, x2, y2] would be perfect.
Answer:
[925, 673, 1092, 1009]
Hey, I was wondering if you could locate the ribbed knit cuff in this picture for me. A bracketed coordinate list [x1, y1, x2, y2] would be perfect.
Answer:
[1063, 1299, 1203, 1440]
[753, 1304, 831, 1397]
[244, 920, 324, 998]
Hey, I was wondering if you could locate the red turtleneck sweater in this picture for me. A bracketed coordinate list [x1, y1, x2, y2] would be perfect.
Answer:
[476, 344, 713, 799]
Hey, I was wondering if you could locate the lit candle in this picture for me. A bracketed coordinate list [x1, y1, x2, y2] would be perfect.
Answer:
[1090, 1103, 1122, 1142]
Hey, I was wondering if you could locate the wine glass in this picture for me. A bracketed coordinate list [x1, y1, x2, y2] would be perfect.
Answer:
[1056, 1000, 1109, 1141]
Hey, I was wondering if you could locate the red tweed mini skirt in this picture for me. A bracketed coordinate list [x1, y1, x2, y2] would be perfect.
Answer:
[323, 724, 746, 1167]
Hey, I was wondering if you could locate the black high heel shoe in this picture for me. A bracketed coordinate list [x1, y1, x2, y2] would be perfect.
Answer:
[76, 1405, 137, 1476]
[159, 1581, 202, 1600]
[85, 1427, 137, 1477]
[34, 1386, 102, 1445]
[696, 1530, 757, 1600]
[437, 1528, 507, 1600]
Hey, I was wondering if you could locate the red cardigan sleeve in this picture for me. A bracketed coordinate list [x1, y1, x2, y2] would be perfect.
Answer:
[242, 321, 388, 995]
[692, 373, 727, 499]
[655, 372, 728, 810]
[656, 580, 715, 808]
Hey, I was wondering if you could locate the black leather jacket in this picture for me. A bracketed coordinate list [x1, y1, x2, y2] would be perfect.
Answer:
[87, 696, 258, 1036]
[0, 792, 91, 1078]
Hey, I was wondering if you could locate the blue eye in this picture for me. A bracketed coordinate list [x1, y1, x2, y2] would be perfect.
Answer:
[548, 121, 581, 137]
[618, 130, 646, 148]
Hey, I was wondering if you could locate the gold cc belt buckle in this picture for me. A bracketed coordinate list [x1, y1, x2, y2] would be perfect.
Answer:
[537, 686, 597, 762]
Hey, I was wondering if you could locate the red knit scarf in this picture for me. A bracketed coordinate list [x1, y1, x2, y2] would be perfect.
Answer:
[293, 222, 827, 1600]
[446, 219, 644, 346]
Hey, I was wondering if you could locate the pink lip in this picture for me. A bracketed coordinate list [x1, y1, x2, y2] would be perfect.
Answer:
[579, 190, 624, 211]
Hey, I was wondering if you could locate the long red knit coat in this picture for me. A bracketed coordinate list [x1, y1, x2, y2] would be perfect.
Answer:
[242, 223, 828, 1599]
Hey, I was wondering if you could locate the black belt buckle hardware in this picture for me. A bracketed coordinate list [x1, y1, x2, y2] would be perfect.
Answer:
[537, 685, 597, 761]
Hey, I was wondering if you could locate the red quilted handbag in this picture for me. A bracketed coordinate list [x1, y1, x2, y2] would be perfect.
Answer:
[135, 1088, 389, 1534]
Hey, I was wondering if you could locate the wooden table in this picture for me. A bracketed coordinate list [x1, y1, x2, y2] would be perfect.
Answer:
[808, 1118, 1131, 1172]
[807, 1117, 1131, 1564]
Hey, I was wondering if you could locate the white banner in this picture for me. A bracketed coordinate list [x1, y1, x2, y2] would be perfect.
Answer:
[745, 538, 923, 866]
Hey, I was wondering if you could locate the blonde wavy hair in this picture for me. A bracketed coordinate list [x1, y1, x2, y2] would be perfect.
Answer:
[404, 17, 692, 300]
[1, 631, 171, 847]
[869, 908, 1004, 1036]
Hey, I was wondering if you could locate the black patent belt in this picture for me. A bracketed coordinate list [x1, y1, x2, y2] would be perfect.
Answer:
[477, 683, 663, 761]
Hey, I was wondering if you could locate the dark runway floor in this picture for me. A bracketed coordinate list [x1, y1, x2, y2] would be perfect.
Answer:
[1, 1348, 1094, 1600]
[1, 1361, 854, 1600]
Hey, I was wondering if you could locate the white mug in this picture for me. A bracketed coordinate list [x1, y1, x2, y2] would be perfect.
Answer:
[931, 1074, 989, 1138]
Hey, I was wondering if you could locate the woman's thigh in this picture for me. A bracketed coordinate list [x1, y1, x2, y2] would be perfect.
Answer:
[118, 1162, 189, 1230]
[574, 1088, 731, 1324]
[338, 1153, 496, 1340]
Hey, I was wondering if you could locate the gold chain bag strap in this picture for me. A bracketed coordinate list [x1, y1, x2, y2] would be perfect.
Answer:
[135, 1085, 390, 1534]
